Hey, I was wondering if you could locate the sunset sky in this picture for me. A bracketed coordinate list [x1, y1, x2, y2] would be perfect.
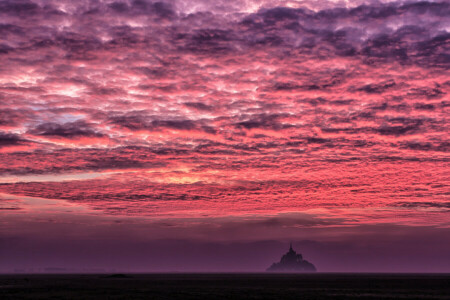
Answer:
[0, 0, 449, 273]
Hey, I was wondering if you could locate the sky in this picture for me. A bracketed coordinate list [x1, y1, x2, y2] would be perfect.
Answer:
[0, 0, 449, 273]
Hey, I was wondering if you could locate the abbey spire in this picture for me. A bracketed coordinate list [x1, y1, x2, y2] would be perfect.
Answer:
[267, 244, 316, 272]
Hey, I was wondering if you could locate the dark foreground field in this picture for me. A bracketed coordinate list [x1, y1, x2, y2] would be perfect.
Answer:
[1, 273, 449, 299]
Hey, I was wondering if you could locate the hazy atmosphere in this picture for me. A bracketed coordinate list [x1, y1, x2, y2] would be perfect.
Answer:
[0, 0, 449, 273]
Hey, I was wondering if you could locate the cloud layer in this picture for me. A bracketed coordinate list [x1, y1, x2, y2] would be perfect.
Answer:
[0, 1, 448, 272]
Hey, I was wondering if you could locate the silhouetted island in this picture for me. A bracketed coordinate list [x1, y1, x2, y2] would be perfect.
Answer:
[267, 243, 316, 272]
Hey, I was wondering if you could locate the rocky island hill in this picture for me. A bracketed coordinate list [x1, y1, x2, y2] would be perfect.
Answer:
[267, 244, 316, 272]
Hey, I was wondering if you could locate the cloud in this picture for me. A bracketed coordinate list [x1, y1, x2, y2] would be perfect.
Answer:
[0, 0, 448, 235]
[376, 120, 424, 136]
[354, 80, 397, 94]
[235, 113, 293, 130]
[402, 141, 449, 152]
[0, 0, 39, 16]
[393, 201, 450, 209]
[0, 133, 23, 146]
[183, 102, 214, 111]
[108, 113, 214, 133]
[0, 109, 31, 128]
[28, 120, 104, 138]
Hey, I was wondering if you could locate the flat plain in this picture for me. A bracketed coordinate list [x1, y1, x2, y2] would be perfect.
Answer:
[1, 273, 449, 299]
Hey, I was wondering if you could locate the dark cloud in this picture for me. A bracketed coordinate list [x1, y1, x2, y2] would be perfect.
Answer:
[414, 103, 435, 110]
[108, 113, 215, 133]
[95, 0, 175, 19]
[354, 80, 396, 94]
[376, 119, 424, 136]
[0, 147, 169, 175]
[247, 213, 348, 227]
[306, 137, 331, 144]
[235, 114, 293, 130]
[131, 0, 175, 18]
[0, 132, 25, 146]
[0, 207, 22, 210]
[237, 1, 449, 66]
[108, 1, 129, 13]
[261, 7, 300, 24]
[0, 1, 447, 67]
[0, 24, 24, 36]
[180, 29, 236, 53]
[377, 124, 418, 136]
[408, 85, 445, 99]
[183, 102, 214, 111]
[0, 0, 39, 16]
[28, 121, 104, 138]
[361, 34, 408, 61]
[85, 156, 166, 171]
[152, 120, 196, 130]
[394, 202, 450, 209]
[402, 141, 450, 152]
[150, 1, 175, 19]
[0, 109, 29, 127]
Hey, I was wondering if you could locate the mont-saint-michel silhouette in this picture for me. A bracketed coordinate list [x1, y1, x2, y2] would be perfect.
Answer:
[267, 243, 317, 272]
